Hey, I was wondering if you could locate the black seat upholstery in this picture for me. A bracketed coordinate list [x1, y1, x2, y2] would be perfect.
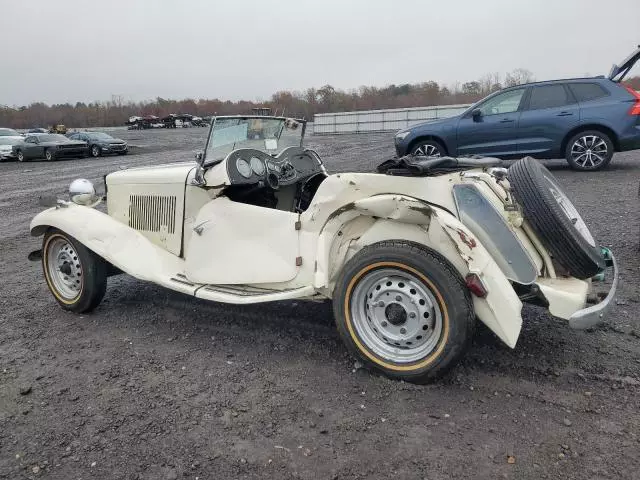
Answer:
[377, 155, 502, 176]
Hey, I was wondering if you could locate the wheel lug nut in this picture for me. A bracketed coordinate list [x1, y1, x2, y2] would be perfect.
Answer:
[395, 295, 402, 302]
[381, 321, 388, 327]
[400, 328, 406, 334]
[378, 301, 385, 307]
[409, 312, 416, 319]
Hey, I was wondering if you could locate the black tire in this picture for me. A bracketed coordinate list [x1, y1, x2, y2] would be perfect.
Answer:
[42, 228, 107, 313]
[410, 139, 446, 158]
[564, 130, 614, 171]
[90, 144, 101, 157]
[16, 150, 25, 162]
[44, 149, 54, 161]
[509, 157, 605, 279]
[333, 241, 474, 384]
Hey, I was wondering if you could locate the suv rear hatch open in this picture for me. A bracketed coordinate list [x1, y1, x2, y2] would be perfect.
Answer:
[608, 45, 640, 82]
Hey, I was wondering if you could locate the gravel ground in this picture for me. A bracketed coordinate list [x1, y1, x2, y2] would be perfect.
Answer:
[1, 128, 639, 480]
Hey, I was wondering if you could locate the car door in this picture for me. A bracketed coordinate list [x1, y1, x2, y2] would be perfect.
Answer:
[184, 196, 301, 285]
[516, 83, 580, 158]
[23, 136, 40, 159]
[455, 87, 526, 157]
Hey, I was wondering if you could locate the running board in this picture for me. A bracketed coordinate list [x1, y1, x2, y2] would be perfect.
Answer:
[195, 284, 318, 304]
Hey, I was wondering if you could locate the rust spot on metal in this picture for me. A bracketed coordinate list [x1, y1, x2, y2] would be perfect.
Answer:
[457, 229, 477, 249]
[407, 205, 432, 216]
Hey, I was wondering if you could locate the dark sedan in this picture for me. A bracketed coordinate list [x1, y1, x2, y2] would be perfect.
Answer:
[68, 131, 128, 157]
[13, 134, 87, 162]
[395, 46, 640, 171]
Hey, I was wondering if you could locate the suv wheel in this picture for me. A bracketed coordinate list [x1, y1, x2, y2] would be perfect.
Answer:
[565, 130, 614, 171]
[410, 140, 445, 158]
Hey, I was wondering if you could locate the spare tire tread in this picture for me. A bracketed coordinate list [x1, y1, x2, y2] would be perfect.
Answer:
[509, 157, 604, 279]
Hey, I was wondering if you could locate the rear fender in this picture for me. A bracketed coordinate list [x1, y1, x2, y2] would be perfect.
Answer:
[30, 204, 189, 291]
[317, 196, 522, 348]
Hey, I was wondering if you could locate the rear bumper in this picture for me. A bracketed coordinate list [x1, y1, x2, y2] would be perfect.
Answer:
[568, 252, 618, 329]
[618, 126, 640, 151]
[0, 152, 16, 160]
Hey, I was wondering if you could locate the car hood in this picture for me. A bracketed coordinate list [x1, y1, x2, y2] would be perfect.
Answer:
[106, 161, 197, 186]
[95, 138, 126, 144]
[400, 115, 461, 134]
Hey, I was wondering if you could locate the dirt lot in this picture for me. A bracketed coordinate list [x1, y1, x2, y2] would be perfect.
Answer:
[1, 128, 639, 480]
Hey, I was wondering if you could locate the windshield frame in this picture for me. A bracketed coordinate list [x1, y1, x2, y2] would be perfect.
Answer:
[201, 115, 307, 167]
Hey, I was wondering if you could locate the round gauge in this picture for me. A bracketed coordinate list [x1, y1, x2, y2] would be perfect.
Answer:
[236, 158, 252, 178]
[250, 157, 265, 176]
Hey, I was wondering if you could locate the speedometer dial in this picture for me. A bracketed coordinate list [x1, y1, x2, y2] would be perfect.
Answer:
[250, 157, 265, 176]
[236, 158, 252, 178]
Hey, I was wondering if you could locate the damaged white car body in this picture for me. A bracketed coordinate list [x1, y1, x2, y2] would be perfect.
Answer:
[30, 115, 617, 383]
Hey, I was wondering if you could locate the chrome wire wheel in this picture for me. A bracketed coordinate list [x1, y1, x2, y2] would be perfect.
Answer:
[412, 143, 441, 157]
[350, 268, 443, 364]
[45, 236, 83, 301]
[570, 135, 608, 169]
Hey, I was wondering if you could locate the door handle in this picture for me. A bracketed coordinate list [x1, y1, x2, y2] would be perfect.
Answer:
[499, 118, 514, 123]
[556, 112, 574, 117]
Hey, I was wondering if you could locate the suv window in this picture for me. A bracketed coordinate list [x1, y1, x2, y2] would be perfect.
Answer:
[478, 88, 525, 116]
[528, 84, 574, 110]
[569, 83, 609, 102]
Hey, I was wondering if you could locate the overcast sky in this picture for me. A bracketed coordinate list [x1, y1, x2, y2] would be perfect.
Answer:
[1, 0, 638, 106]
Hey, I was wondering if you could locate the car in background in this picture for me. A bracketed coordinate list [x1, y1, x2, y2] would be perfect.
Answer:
[67, 131, 128, 157]
[0, 128, 21, 137]
[28, 128, 49, 134]
[12, 134, 87, 162]
[395, 46, 640, 171]
[49, 125, 68, 134]
[0, 136, 24, 161]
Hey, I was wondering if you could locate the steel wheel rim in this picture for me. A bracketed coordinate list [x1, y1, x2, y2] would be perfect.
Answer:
[413, 144, 441, 157]
[544, 174, 596, 247]
[570, 135, 607, 169]
[46, 237, 83, 300]
[350, 268, 443, 363]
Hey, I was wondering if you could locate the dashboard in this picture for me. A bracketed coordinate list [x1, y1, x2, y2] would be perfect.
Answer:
[225, 147, 324, 188]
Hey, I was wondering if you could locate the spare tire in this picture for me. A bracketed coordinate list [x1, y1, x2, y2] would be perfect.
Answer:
[508, 157, 605, 279]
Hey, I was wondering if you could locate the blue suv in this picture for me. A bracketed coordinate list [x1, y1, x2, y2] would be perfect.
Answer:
[395, 46, 640, 171]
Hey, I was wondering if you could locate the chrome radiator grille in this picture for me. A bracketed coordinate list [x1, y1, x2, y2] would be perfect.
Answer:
[128, 195, 177, 233]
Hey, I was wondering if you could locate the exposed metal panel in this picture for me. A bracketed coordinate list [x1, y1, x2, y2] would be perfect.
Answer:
[313, 104, 470, 135]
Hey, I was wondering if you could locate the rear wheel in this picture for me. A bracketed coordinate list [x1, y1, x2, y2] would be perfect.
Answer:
[410, 139, 445, 158]
[16, 150, 25, 162]
[44, 149, 54, 161]
[333, 241, 474, 383]
[90, 145, 101, 157]
[42, 229, 107, 313]
[564, 130, 613, 171]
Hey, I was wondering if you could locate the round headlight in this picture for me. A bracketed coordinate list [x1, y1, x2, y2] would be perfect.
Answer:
[69, 178, 97, 205]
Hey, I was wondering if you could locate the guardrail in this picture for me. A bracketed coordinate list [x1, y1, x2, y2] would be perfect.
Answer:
[313, 104, 471, 135]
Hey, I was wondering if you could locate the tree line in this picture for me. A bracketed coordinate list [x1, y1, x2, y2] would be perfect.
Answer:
[1, 70, 639, 129]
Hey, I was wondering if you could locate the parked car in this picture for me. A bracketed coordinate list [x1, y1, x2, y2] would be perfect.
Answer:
[67, 131, 128, 157]
[28, 128, 49, 134]
[0, 136, 24, 161]
[0, 128, 21, 137]
[13, 134, 87, 162]
[395, 46, 640, 171]
[29, 115, 616, 383]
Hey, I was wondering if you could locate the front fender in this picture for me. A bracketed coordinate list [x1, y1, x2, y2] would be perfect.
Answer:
[30, 204, 187, 288]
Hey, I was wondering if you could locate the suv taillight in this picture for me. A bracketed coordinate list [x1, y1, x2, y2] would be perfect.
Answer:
[623, 85, 640, 115]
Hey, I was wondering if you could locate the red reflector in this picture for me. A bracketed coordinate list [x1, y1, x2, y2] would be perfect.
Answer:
[465, 273, 487, 298]
[623, 85, 640, 115]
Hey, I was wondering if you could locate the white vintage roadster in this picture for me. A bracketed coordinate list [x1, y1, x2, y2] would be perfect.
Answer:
[30, 115, 617, 383]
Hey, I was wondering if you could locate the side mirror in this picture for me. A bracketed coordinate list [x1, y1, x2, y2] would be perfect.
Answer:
[471, 109, 482, 120]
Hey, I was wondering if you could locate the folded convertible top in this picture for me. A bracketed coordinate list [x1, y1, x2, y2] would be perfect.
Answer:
[376, 155, 503, 176]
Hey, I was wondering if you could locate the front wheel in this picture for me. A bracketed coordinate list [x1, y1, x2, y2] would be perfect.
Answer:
[90, 145, 101, 157]
[564, 130, 613, 171]
[16, 150, 25, 162]
[333, 241, 474, 383]
[44, 149, 54, 161]
[410, 139, 445, 158]
[42, 229, 107, 313]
